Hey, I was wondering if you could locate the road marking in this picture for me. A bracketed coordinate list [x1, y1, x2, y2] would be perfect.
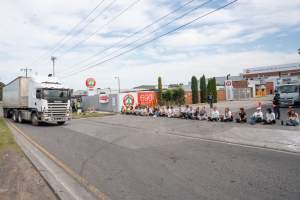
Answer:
[6, 120, 110, 200]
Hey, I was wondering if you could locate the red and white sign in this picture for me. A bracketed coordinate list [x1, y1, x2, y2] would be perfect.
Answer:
[99, 94, 109, 103]
[85, 78, 96, 89]
[118, 92, 138, 111]
[138, 92, 157, 107]
[225, 80, 233, 100]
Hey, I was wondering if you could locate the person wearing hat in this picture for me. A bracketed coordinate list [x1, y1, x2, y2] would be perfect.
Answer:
[250, 107, 264, 125]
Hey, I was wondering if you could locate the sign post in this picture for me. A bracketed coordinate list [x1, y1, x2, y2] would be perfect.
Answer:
[225, 80, 234, 101]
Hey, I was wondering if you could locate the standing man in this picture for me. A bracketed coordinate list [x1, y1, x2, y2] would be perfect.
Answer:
[273, 93, 280, 120]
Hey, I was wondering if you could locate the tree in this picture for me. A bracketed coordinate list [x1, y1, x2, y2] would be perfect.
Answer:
[298, 48, 300, 55]
[157, 76, 163, 105]
[191, 76, 199, 104]
[162, 89, 172, 104]
[199, 75, 207, 103]
[211, 77, 217, 103]
[172, 87, 185, 105]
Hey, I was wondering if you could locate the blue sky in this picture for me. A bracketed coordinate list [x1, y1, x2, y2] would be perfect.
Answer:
[0, 0, 299, 90]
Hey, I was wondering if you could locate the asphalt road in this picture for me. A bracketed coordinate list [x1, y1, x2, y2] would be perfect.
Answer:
[12, 115, 300, 200]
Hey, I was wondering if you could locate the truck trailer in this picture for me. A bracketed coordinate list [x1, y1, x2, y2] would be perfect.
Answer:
[3, 76, 72, 125]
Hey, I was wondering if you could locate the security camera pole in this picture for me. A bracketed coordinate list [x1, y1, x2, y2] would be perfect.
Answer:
[51, 56, 57, 77]
[20, 67, 32, 78]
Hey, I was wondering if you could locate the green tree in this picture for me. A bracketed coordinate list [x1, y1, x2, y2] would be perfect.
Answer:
[172, 87, 185, 105]
[211, 77, 217, 103]
[162, 89, 172, 104]
[199, 75, 207, 103]
[191, 76, 199, 104]
[157, 76, 163, 105]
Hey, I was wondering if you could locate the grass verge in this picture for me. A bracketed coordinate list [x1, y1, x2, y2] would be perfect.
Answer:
[72, 112, 114, 119]
[0, 118, 20, 154]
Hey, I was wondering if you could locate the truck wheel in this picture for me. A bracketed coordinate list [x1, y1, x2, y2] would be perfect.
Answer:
[12, 111, 18, 122]
[57, 121, 66, 125]
[31, 113, 40, 126]
[18, 112, 23, 123]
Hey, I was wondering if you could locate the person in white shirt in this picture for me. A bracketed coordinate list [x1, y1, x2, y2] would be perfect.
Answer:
[250, 107, 263, 124]
[221, 107, 233, 122]
[208, 107, 220, 121]
[263, 108, 276, 124]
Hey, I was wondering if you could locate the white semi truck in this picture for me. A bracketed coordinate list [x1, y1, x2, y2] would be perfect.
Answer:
[3, 76, 72, 125]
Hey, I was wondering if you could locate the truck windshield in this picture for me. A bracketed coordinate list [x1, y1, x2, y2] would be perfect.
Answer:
[42, 89, 70, 98]
[278, 85, 299, 93]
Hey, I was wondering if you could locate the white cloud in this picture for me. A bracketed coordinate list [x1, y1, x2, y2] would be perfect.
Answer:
[0, 0, 300, 90]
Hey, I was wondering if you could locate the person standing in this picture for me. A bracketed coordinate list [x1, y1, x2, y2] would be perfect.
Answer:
[273, 93, 280, 120]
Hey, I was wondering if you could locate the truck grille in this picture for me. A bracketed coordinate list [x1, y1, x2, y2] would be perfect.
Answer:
[45, 103, 68, 117]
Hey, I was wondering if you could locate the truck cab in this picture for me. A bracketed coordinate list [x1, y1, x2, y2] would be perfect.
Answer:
[277, 77, 300, 106]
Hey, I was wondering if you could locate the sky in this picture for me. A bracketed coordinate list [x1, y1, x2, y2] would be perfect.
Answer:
[0, 0, 299, 90]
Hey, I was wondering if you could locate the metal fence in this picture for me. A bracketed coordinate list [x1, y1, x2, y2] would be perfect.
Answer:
[232, 88, 252, 100]
[81, 94, 120, 112]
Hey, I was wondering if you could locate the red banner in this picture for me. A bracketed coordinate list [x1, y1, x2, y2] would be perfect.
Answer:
[137, 92, 157, 107]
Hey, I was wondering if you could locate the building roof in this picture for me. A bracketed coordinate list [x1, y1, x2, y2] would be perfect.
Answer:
[215, 76, 243, 86]
[133, 85, 156, 90]
[243, 63, 300, 74]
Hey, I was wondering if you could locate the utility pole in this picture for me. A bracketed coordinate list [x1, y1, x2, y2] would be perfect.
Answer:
[114, 76, 121, 93]
[20, 67, 32, 77]
[51, 56, 57, 76]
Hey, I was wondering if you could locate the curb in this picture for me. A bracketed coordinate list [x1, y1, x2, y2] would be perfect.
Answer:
[6, 120, 110, 200]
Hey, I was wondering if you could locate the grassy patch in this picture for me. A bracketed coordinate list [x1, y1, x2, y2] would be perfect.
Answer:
[0, 118, 19, 154]
[72, 112, 114, 119]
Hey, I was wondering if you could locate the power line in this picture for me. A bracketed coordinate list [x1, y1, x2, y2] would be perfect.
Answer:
[62, 0, 239, 78]
[58, 0, 142, 58]
[31, 0, 106, 65]
[61, 0, 213, 76]
[46, 0, 117, 58]
[60, 0, 199, 74]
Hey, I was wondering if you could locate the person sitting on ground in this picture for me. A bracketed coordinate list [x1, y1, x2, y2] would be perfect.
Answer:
[181, 105, 189, 119]
[187, 106, 194, 119]
[136, 106, 142, 116]
[208, 106, 220, 121]
[221, 107, 233, 122]
[174, 107, 181, 118]
[148, 107, 154, 116]
[121, 106, 126, 114]
[153, 107, 160, 117]
[285, 109, 299, 126]
[250, 107, 264, 125]
[167, 106, 173, 118]
[199, 106, 208, 120]
[263, 108, 276, 125]
[141, 106, 148, 116]
[194, 107, 200, 120]
[236, 108, 247, 123]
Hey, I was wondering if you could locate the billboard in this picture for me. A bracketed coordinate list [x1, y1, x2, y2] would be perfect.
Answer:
[137, 91, 157, 107]
[118, 92, 138, 111]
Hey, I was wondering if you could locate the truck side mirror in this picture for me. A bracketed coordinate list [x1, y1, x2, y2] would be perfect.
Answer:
[36, 90, 41, 99]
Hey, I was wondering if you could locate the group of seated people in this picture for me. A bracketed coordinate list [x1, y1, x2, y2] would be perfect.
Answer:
[121, 105, 299, 126]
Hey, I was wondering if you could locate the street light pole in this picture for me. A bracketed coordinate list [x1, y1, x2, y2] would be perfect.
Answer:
[51, 56, 57, 76]
[114, 76, 120, 93]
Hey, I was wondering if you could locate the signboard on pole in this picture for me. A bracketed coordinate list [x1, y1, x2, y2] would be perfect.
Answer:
[225, 80, 234, 100]
[85, 78, 96, 96]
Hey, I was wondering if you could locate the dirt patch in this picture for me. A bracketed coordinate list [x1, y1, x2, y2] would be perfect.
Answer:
[0, 118, 57, 200]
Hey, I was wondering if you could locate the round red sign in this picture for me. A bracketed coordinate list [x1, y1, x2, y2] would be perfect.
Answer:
[85, 78, 96, 88]
[225, 81, 232, 86]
